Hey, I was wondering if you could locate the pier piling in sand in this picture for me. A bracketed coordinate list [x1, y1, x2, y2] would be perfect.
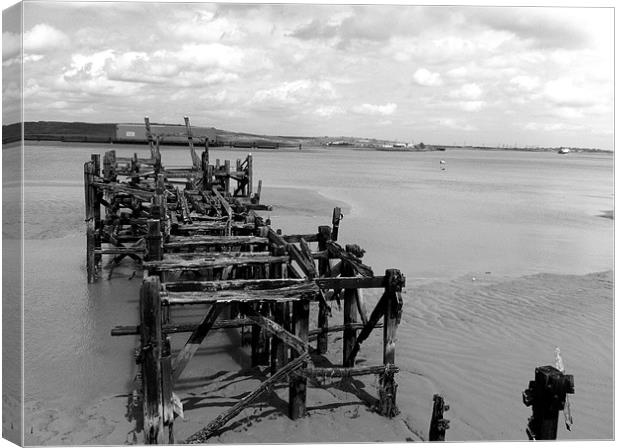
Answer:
[86, 116, 405, 444]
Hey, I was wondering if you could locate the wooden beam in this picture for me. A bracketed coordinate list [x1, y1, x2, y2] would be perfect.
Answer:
[163, 278, 308, 292]
[344, 292, 388, 367]
[111, 318, 254, 336]
[184, 353, 310, 443]
[326, 241, 374, 277]
[172, 304, 222, 383]
[164, 235, 268, 249]
[164, 283, 320, 306]
[144, 254, 289, 272]
[303, 364, 399, 378]
[289, 300, 309, 419]
[244, 309, 307, 355]
[140, 276, 164, 444]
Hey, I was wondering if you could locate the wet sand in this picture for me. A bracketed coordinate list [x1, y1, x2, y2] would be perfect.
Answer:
[22, 269, 612, 444]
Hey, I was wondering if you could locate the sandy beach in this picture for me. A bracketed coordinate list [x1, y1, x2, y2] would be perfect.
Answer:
[21, 269, 612, 444]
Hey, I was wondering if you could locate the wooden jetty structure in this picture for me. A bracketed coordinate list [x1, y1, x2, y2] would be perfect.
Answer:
[85, 117, 405, 444]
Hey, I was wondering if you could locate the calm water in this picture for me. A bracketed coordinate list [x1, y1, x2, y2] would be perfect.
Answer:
[17, 142, 613, 441]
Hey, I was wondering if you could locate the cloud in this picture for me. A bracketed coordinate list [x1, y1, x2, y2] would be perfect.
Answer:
[413, 68, 442, 86]
[510, 75, 540, 91]
[438, 118, 476, 131]
[543, 78, 596, 107]
[24, 24, 69, 53]
[459, 101, 486, 112]
[252, 79, 337, 105]
[450, 83, 483, 100]
[315, 105, 345, 117]
[352, 103, 397, 116]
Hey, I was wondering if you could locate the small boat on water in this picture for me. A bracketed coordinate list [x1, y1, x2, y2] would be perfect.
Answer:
[558, 148, 570, 154]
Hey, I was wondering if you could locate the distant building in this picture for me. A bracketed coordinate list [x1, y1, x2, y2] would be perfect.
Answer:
[116, 123, 217, 144]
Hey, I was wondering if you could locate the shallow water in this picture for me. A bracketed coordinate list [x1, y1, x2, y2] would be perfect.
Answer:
[17, 142, 613, 441]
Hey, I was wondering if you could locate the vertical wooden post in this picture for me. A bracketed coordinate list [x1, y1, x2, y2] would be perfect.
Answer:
[317, 225, 331, 354]
[379, 268, 403, 417]
[140, 276, 164, 444]
[224, 160, 231, 195]
[251, 303, 271, 367]
[108, 150, 117, 181]
[429, 394, 450, 441]
[91, 154, 102, 268]
[331, 207, 342, 241]
[247, 154, 253, 196]
[289, 299, 309, 419]
[146, 219, 162, 262]
[84, 161, 96, 282]
[271, 303, 289, 375]
[144, 116, 157, 160]
[342, 261, 357, 367]
[523, 366, 574, 440]
[201, 150, 210, 191]
[161, 336, 175, 444]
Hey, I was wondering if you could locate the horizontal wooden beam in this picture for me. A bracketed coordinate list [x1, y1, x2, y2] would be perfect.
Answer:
[283, 233, 319, 243]
[163, 278, 308, 292]
[111, 318, 254, 336]
[164, 283, 320, 306]
[307, 322, 383, 339]
[302, 364, 399, 378]
[94, 247, 146, 255]
[144, 254, 289, 271]
[164, 235, 268, 248]
[314, 276, 388, 290]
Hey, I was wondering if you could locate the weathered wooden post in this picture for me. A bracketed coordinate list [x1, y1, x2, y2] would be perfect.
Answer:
[224, 160, 231, 195]
[271, 302, 290, 375]
[429, 394, 450, 441]
[251, 303, 271, 367]
[342, 261, 358, 367]
[289, 299, 309, 419]
[160, 336, 175, 444]
[379, 268, 404, 417]
[316, 225, 331, 354]
[90, 154, 102, 268]
[140, 276, 164, 444]
[523, 365, 574, 440]
[201, 150, 210, 191]
[331, 207, 342, 241]
[146, 219, 163, 262]
[84, 161, 96, 282]
[247, 154, 253, 196]
[131, 152, 140, 184]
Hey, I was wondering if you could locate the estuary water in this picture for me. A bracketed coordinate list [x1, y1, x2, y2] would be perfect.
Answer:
[10, 142, 613, 443]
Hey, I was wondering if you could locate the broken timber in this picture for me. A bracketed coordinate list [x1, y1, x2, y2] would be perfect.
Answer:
[89, 116, 405, 444]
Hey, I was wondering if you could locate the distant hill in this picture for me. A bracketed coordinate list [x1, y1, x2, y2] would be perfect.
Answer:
[1, 121, 611, 153]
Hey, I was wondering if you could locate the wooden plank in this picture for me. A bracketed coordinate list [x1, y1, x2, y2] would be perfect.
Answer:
[325, 241, 374, 277]
[111, 318, 254, 336]
[303, 364, 399, 378]
[145, 219, 162, 261]
[331, 207, 342, 241]
[172, 304, 222, 383]
[308, 322, 383, 339]
[344, 292, 388, 366]
[287, 243, 315, 279]
[164, 283, 319, 305]
[92, 181, 155, 201]
[94, 247, 146, 255]
[144, 254, 289, 272]
[211, 185, 233, 217]
[244, 309, 307, 355]
[163, 278, 307, 292]
[184, 353, 309, 443]
[161, 337, 175, 443]
[164, 235, 268, 249]
[282, 233, 319, 243]
[299, 238, 317, 278]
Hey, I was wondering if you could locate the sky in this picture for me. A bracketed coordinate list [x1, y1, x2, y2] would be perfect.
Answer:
[1, 1, 615, 150]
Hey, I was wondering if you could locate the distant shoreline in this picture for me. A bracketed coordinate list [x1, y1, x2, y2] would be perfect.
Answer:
[2, 121, 612, 154]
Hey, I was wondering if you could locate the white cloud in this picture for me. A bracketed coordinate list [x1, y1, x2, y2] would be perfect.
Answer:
[510, 75, 540, 91]
[543, 78, 595, 107]
[438, 118, 476, 131]
[450, 83, 483, 100]
[352, 102, 397, 116]
[459, 101, 486, 112]
[413, 68, 442, 86]
[446, 66, 468, 78]
[315, 105, 345, 117]
[252, 79, 336, 105]
[24, 24, 69, 53]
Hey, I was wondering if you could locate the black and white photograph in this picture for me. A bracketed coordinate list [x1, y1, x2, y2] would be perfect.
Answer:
[1, 0, 614, 445]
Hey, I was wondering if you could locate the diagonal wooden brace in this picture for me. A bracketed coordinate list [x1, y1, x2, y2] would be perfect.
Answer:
[344, 292, 388, 367]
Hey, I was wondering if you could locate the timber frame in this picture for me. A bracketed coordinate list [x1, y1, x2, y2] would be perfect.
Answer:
[87, 117, 405, 444]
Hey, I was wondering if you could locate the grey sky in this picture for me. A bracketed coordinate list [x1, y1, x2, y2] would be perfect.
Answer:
[2, 1, 614, 150]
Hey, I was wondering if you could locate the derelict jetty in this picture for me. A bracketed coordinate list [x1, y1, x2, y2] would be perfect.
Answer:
[84, 117, 405, 444]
